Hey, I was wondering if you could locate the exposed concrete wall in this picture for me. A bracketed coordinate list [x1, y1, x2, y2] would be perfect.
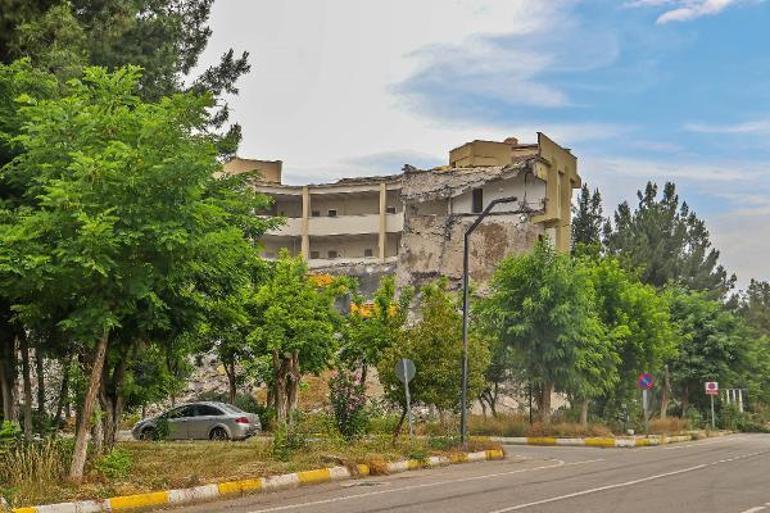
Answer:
[223, 157, 282, 183]
[450, 173, 546, 215]
[397, 212, 544, 290]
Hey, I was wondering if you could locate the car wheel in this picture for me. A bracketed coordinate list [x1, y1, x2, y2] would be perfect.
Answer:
[210, 427, 230, 441]
[140, 427, 157, 441]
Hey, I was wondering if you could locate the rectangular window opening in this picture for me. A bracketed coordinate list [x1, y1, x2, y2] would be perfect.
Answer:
[327, 250, 338, 259]
[472, 188, 484, 214]
[364, 248, 373, 257]
[328, 209, 337, 217]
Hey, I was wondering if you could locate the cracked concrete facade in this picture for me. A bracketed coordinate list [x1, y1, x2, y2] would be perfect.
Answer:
[228, 133, 580, 295]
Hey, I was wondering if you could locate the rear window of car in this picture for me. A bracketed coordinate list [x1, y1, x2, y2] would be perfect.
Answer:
[219, 403, 244, 414]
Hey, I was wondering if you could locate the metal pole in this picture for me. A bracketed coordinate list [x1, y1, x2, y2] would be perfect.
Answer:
[403, 360, 413, 438]
[710, 394, 716, 430]
[642, 389, 649, 434]
[460, 196, 517, 449]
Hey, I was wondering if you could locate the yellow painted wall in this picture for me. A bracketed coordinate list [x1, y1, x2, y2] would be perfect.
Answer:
[223, 157, 283, 183]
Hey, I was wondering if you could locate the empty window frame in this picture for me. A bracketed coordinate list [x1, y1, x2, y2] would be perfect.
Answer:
[327, 209, 337, 217]
[386, 206, 396, 214]
[327, 250, 338, 259]
[310, 251, 320, 259]
[364, 248, 373, 257]
[471, 188, 484, 213]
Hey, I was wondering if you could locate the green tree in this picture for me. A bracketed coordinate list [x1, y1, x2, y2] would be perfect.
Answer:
[667, 288, 751, 414]
[0, 64, 272, 478]
[378, 279, 490, 430]
[580, 256, 678, 419]
[604, 182, 735, 296]
[247, 253, 347, 425]
[342, 276, 412, 384]
[571, 183, 604, 255]
[480, 240, 612, 422]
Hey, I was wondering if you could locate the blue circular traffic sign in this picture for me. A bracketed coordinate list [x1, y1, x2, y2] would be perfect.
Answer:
[638, 373, 654, 390]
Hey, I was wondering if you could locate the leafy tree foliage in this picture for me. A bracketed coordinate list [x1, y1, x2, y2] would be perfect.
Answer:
[480, 240, 613, 421]
[342, 276, 412, 384]
[247, 253, 348, 425]
[580, 255, 677, 417]
[378, 279, 490, 422]
[667, 288, 752, 413]
[604, 182, 735, 296]
[0, 64, 273, 478]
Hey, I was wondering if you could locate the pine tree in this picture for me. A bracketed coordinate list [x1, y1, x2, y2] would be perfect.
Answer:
[571, 183, 604, 254]
[604, 181, 735, 296]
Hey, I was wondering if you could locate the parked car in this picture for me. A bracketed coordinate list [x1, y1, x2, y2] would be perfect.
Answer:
[131, 401, 261, 441]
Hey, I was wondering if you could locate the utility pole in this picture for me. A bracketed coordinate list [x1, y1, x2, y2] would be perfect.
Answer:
[461, 196, 517, 448]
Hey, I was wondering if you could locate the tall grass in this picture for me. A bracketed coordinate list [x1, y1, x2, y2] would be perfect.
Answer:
[0, 438, 72, 507]
[469, 414, 612, 438]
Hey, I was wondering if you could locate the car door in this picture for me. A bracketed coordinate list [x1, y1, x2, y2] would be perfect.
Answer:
[189, 404, 225, 439]
[165, 405, 195, 440]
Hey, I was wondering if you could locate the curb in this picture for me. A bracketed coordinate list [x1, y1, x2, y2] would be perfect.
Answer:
[475, 430, 732, 448]
[10, 449, 504, 513]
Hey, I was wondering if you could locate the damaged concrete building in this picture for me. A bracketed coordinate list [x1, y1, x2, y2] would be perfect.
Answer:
[224, 133, 580, 293]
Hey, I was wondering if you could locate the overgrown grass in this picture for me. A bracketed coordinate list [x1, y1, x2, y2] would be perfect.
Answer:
[468, 414, 612, 438]
[2, 433, 500, 509]
[648, 417, 692, 434]
[0, 438, 73, 507]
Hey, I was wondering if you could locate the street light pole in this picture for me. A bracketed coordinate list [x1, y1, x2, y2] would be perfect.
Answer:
[461, 195, 518, 448]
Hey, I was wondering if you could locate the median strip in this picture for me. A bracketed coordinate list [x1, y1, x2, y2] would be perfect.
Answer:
[10, 449, 504, 513]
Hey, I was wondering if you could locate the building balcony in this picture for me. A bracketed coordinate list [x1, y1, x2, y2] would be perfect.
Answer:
[266, 213, 403, 237]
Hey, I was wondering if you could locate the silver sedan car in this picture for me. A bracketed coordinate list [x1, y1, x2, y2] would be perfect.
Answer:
[131, 401, 261, 441]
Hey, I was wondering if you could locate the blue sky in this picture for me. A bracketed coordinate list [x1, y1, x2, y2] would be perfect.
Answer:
[200, 0, 770, 287]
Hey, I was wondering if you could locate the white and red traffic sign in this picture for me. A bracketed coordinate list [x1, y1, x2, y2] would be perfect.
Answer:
[705, 381, 719, 396]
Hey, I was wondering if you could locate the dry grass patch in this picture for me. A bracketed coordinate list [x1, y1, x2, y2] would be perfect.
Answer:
[4, 435, 501, 509]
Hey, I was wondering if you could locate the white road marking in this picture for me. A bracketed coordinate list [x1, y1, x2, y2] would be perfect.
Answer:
[738, 507, 766, 513]
[662, 435, 744, 450]
[488, 450, 769, 512]
[244, 458, 605, 513]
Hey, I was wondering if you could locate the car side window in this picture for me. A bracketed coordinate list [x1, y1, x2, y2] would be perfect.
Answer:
[195, 405, 224, 416]
[167, 406, 195, 419]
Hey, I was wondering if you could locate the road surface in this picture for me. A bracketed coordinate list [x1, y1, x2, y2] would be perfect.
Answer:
[153, 434, 770, 513]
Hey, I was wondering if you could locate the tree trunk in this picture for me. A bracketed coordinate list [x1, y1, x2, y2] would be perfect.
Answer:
[54, 356, 71, 427]
[36, 345, 46, 416]
[660, 365, 671, 420]
[69, 330, 109, 482]
[286, 351, 300, 425]
[20, 333, 34, 440]
[91, 406, 104, 456]
[0, 335, 18, 422]
[273, 350, 288, 425]
[580, 398, 589, 426]
[99, 344, 133, 451]
[359, 362, 368, 387]
[392, 404, 407, 443]
[540, 381, 554, 423]
[225, 360, 237, 405]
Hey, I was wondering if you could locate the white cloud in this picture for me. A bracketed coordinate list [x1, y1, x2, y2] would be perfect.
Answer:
[195, 0, 623, 184]
[626, 0, 749, 23]
[684, 119, 770, 134]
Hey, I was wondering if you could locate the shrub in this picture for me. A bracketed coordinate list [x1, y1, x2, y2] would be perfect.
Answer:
[328, 369, 368, 440]
[271, 422, 307, 461]
[684, 406, 705, 429]
[94, 448, 133, 480]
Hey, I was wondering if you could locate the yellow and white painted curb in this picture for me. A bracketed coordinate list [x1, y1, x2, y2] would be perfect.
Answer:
[476, 430, 731, 449]
[9, 449, 504, 513]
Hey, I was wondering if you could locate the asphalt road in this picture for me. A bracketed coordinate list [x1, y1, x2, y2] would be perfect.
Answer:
[153, 434, 770, 513]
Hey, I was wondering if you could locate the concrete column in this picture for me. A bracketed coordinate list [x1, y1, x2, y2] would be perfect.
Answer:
[378, 182, 387, 261]
[738, 389, 744, 413]
[301, 186, 310, 259]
